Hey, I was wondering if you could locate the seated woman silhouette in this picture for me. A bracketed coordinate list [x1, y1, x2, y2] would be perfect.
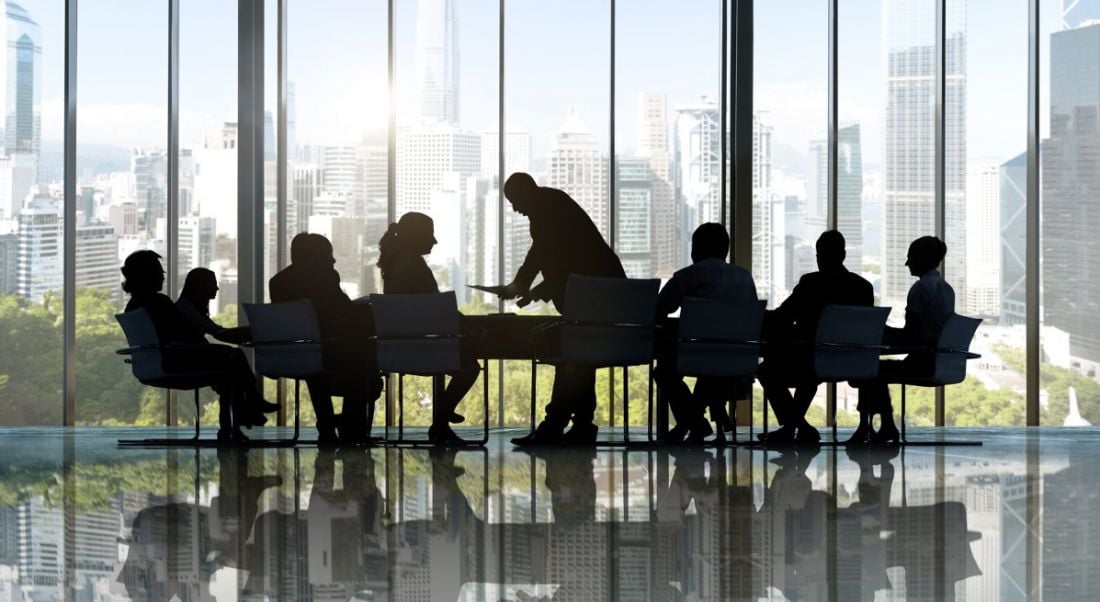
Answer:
[121, 250, 278, 441]
[377, 212, 478, 444]
[852, 236, 955, 445]
[177, 268, 251, 345]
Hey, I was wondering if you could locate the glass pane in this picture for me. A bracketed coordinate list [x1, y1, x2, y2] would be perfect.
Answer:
[289, 0, 387, 301]
[76, 0, 166, 425]
[1040, 0, 1100, 426]
[615, 0, 720, 426]
[756, 0, 832, 426]
[945, 0, 1028, 426]
[0, 0, 62, 425]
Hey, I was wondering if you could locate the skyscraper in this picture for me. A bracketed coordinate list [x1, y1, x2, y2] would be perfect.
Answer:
[1000, 152, 1026, 325]
[414, 0, 458, 124]
[637, 93, 677, 277]
[546, 109, 608, 238]
[396, 122, 480, 217]
[674, 99, 721, 240]
[965, 161, 1001, 317]
[15, 191, 58, 302]
[3, 2, 40, 156]
[808, 123, 865, 270]
[881, 0, 967, 306]
[1043, 21, 1100, 361]
[616, 158, 653, 278]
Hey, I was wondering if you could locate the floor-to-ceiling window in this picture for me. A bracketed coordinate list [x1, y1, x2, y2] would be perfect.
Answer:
[0, 0, 62, 426]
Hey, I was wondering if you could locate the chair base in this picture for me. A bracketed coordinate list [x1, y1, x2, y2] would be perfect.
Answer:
[381, 362, 492, 447]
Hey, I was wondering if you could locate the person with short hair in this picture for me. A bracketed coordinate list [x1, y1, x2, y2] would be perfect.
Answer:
[653, 223, 758, 443]
[758, 230, 874, 445]
[500, 172, 627, 446]
[269, 232, 382, 444]
[852, 236, 954, 445]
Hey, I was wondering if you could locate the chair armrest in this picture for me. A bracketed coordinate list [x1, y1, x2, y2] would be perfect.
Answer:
[936, 348, 981, 359]
[368, 333, 466, 342]
[815, 342, 890, 352]
[116, 342, 212, 356]
[677, 337, 762, 346]
[239, 338, 326, 347]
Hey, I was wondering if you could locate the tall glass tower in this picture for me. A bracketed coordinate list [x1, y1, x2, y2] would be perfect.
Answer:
[4, 1, 40, 156]
[414, 0, 458, 124]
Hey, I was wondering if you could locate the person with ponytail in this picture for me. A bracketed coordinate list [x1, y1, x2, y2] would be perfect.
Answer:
[378, 212, 479, 444]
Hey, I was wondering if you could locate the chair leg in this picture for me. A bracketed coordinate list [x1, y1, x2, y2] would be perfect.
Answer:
[482, 359, 490, 445]
[293, 379, 301, 442]
[398, 373, 404, 440]
[193, 389, 200, 440]
[764, 391, 769, 434]
[647, 363, 654, 443]
[530, 360, 537, 435]
[623, 366, 630, 443]
[901, 384, 907, 443]
[832, 382, 838, 444]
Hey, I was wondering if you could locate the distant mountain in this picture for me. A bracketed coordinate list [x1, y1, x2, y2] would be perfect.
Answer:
[772, 140, 807, 179]
[39, 140, 133, 185]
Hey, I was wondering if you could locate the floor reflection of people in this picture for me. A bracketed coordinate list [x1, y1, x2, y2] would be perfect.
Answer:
[117, 449, 284, 600]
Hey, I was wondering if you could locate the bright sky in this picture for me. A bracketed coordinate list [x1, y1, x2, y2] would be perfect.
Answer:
[24, 0, 1069, 168]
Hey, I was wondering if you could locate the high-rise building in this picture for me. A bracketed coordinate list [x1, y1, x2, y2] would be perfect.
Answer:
[479, 131, 531, 178]
[75, 223, 119, 296]
[0, 153, 33, 219]
[309, 214, 366, 297]
[15, 191, 58, 302]
[809, 124, 866, 269]
[1000, 152, 1026, 325]
[965, 161, 1001, 317]
[321, 145, 365, 215]
[674, 99, 721, 238]
[3, 2, 40, 158]
[0, 229, 15, 294]
[881, 0, 967, 306]
[753, 114, 779, 303]
[108, 202, 138, 237]
[1043, 20, 1100, 361]
[132, 148, 167, 233]
[547, 110, 608, 238]
[637, 93, 677, 277]
[291, 162, 321, 234]
[616, 158, 653, 278]
[396, 122, 480, 216]
[414, 0, 458, 124]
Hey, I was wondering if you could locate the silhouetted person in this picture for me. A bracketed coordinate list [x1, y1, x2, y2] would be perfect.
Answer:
[758, 230, 874, 445]
[269, 233, 382, 444]
[654, 223, 757, 443]
[500, 172, 626, 445]
[378, 212, 479, 444]
[117, 448, 283, 598]
[854, 236, 955, 445]
[121, 250, 276, 441]
[177, 267, 250, 345]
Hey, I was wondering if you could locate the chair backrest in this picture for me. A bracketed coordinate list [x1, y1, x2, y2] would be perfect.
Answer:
[559, 276, 660, 366]
[116, 309, 166, 382]
[243, 301, 324, 379]
[813, 305, 891, 381]
[677, 298, 766, 378]
[929, 314, 982, 385]
[369, 291, 461, 374]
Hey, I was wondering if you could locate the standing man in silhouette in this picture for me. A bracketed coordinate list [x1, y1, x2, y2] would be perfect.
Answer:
[758, 230, 874, 444]
[500, 172, 626, 445]
[653, 223, 758, 443]
[269, 233, 382, 444]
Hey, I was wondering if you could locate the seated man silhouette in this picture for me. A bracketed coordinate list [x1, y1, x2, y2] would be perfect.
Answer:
[121, 250, 277, 441]
[758, 230, 873, 444]
[500, 172, 626, 445]
[654, 223, 758, 443]
[269, 233, 382, 444]
[853, 236, 955, 445]
[377, 212, 480, 445]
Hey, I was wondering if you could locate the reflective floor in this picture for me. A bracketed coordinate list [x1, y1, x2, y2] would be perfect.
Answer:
[0, 427, 1091, 600]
